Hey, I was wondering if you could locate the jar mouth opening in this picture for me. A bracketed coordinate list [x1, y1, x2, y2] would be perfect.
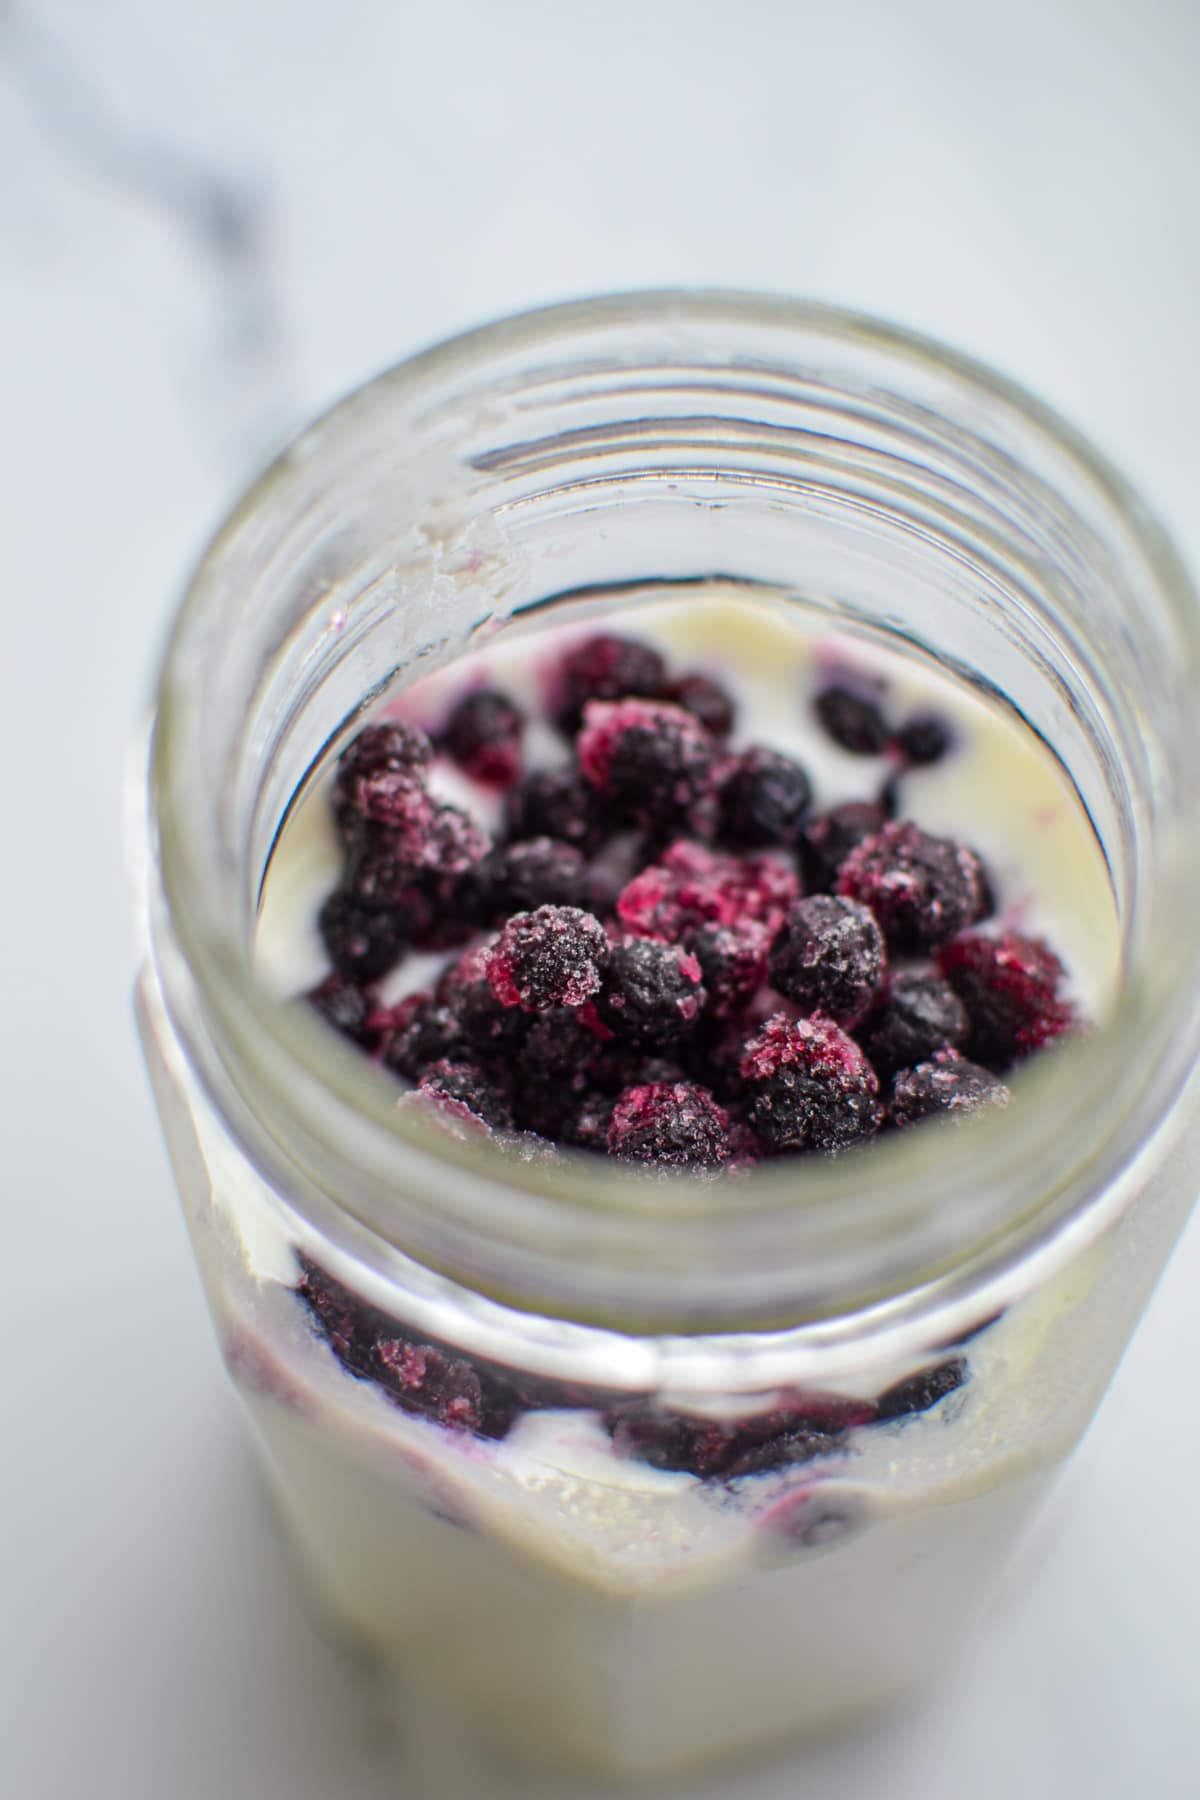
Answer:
[149, 289, 1200, 1332]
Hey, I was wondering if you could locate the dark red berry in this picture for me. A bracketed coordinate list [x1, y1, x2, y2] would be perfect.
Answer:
[555, 632, 667, 733]
[606, 1081, 733, 1169]
[814, 684, 890, 754]
[837, 820, 990, 951]
[894, 712, 951, 767]
[719, 745, 813, 847]
[344, 803, 488, 910]
[768, 895, 886, 1027]
[577, 699, 715, 832]
[875, 1358, 966, 1421]
[504, 767, 606, 853]
[318, 890, 411, 982]
[332, 722, 434, 832]
[306, 973, 373, 1045]
[686, 921, 772, 1019]
[440, 687, 524, 786]
[936, 930, 1076, 1068]
[664, 671, 737, 738]
[740, 1012, 880, 1153]
[891, 1049, 1009, 1127]
[484, 905, 610, 1011]
[470, 837, 590, 919]
[617, 839, 799, 940]
[594, 938, 707, 1046]
[800, 801, 890, 893]
[860, 971, 969, 1076]
[417, 1058, 514, 1132]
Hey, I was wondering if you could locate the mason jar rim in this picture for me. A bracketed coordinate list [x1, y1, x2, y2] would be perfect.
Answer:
[147, 290, 1200, 1340]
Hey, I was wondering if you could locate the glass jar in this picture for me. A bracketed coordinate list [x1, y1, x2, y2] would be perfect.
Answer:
[134, 293, 1200, 1780]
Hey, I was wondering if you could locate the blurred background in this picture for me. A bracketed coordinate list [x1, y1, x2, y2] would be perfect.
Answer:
[2, 2, 1198, 1795]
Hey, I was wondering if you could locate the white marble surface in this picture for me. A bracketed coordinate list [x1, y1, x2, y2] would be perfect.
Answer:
[3, 2, 1199, 1794]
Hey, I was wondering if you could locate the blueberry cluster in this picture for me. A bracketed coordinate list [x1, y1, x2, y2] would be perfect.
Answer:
[296, 1253, 976, 1477]
[306, 629, 1077, 1172]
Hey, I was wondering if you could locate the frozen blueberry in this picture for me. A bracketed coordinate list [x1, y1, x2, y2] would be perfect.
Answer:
[435, 943, 532, 1052]
[417, 1058, 514, 1131]
[378, 995, 465, 1079]
[664, 671, 737, 738]
[593, 938, 707, 1046]
[813, 684, 890, 755]
[800, 801, 890, 894]
[577, 699, 715, 833]
[861, 971, 969, 1076]
[555, 632, 667, 733]
[740, 1012, 880, 1154]
[837, 820, 990, 951]
[440, 687, 524, 786]
[504, 766, 606, 854]
[344, 801, 489, 910]
[470, 837, 590, 920]
[875, 1358, 967, 1421]
[686, 920, 773, 1019]
[768, 895, 886, 1027]
[617, 839, 799, 940]
[891, 1049, 1010, 1127]
[484, 905, 610, 1011]
[719, 745, 813, 847]
[332, 721, 434, 834]
[937, 930, 1076, 1069]
[606, 1393, 872, 1479]
[894, 711, 951, 767]
[606, 1080, 733, 1169]
[318, 890, 411, 982]
[305, 973, 373, 1045]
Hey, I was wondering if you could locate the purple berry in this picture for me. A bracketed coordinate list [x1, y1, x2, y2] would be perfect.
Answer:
[875, 1358, 966, 1421]
[768, 895, 886, 1027]
[471, 837, 590, 919]
[606, 1392, 873, 1479]
[890, 1049, 1010, 1127]
[555, 632, 667, 733]
[686, 921, 772, 1019]
[617, 839, 799, 940]
[837, 820, 990, 951]
[800, 801, 890, 894]
[894, 711, 951, 767]
[305, 972, 373, 1045]
[378, 995, 465, 1079]
[577, 699, 715, 832]
[606, 1081, 733, 1169]
[813, 684, 890, 755]
[860, 971, 969, 1076]
[484, 905, 610, 1011]
[719, 745, 813, 847]
[664, 671, 737, 738]
[740, 1012, 880, 1154]
[937, 930, 1076, 1069]
[504, 767, 606, 853]
[332, 722, 434, 834]
[318, 890, 411, 982]
[593, 938, 707, 1046]
[440, 687, 524, 786]
[417, 1058, 514, 1131]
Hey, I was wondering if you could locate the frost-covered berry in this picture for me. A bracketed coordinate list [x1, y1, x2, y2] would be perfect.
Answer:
[606, 1081, 733, 1169]
[555, 632, 667, 732]
[440, 687, 524, 785]
[936, 930, 1076, 1068]
[837, 820, 990, 951]
[578, 699, 715, 832]
[484, 905, 610, 1011]
[719, 745, 813, 847]
[860, 971, 969, 1076]
[593, 937, 707, 1046]
[890, 1049, 1009, 1127]
[768, 895, 886, 1027]
[740, 1011, 880, 1153]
